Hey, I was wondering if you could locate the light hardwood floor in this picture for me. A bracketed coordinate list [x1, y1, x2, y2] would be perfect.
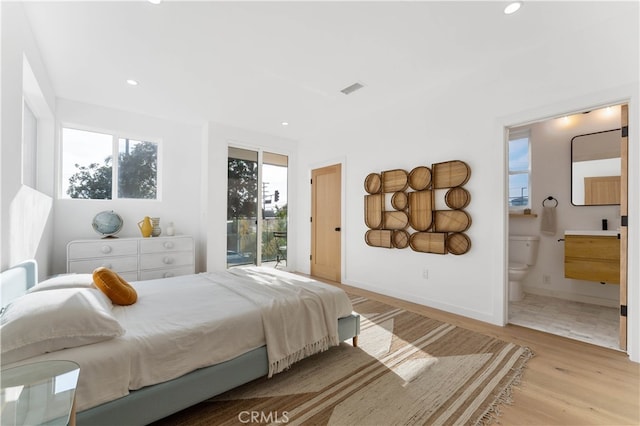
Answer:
[332, 281, 639, 425]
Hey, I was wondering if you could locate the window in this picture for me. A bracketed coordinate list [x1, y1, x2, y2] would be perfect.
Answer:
[62, 127, 159, 200]
[508, 129, 531, 209]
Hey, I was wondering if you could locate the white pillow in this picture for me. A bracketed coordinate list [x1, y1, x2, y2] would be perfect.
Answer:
[28, 273, 95, 293]
[1, 288, 124, 365]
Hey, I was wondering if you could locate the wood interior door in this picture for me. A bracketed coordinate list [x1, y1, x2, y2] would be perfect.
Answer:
[310, 164, 341, 282]
[619, 104, 629, 350]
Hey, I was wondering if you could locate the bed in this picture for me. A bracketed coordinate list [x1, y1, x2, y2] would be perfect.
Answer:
[0, 260, 360, 425]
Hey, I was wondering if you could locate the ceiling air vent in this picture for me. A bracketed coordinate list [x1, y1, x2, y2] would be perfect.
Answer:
[340, 82, 365, 95]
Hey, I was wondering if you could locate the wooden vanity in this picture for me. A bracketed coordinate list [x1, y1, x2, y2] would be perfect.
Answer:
[564, 231, 620, 284]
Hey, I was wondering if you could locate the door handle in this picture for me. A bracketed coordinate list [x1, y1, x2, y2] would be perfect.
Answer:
[335, 227, 341, 232]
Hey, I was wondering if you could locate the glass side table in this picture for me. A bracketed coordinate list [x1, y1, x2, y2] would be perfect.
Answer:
[1, 360, 80, 426]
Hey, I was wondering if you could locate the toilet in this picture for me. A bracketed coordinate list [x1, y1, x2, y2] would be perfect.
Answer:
[508, 235, 540, 302]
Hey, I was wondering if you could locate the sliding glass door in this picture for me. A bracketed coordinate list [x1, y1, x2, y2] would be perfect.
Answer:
[227, 148, 258, 266]
[261, 152, 288, 266]
[227, 147, 288, 268]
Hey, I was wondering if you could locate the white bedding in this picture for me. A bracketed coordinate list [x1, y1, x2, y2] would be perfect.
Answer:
[4, 267, 353, 412]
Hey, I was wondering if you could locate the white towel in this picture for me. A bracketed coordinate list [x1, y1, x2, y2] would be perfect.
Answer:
[540, 206, 557, 235]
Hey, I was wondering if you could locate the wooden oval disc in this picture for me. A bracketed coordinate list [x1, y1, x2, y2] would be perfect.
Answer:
[391, 191, 408, 210]
[392, 230, 409, 249]
[382, 169, 408, 193]
[384, 211, 409, 230]
[364, 173, 382, 194]
[432, 160, 471, 189]
[408, 190, 433, 231]
[365, 229, 392, 248]
[365, 194, 384, 229]
[409, 232, 446, 254]
[408, 166, 432, 191]
[434, 210, 471, 232]
[447, 232, 471, 255]
[445, 187, 471, 209]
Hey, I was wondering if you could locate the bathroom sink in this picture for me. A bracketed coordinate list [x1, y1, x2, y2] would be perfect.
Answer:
[564, 230, 619, 237]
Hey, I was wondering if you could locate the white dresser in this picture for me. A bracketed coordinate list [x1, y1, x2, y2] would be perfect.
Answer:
[67, 236, 195, 281]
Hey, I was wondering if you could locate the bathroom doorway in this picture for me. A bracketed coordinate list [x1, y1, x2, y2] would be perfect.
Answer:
[506, 102, 628, 351]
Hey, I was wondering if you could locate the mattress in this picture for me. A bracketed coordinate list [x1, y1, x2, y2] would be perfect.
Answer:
[4, 267, 353, 412]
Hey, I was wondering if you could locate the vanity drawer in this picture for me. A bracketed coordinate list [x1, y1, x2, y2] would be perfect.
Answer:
[565, 235, 620, 261]
[564, 235, 620, 284]
[139, 237, 193, 254]
[564, 259, 619, 284]
[68, 240, 138, 259]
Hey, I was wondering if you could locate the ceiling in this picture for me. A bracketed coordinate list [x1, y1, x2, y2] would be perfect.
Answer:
[22, 1, 634, 141]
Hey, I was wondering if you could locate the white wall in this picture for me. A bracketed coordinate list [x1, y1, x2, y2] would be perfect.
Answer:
[52, 99, 204, 275]
[295, 6, 640, 360]
[510, 108, 622, 307]
[1, 2, 56, 279]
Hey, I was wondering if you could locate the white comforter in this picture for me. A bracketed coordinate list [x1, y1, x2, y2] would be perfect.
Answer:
[5, 267, 353, 412]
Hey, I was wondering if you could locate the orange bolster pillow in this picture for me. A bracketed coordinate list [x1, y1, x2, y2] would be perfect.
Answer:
[92, 267, 138, 306]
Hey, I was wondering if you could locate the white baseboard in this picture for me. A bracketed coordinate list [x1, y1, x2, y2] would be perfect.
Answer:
[523, 286, 618, 308]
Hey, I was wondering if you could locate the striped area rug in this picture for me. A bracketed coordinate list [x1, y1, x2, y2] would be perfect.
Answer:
[156, 295, 532, 426]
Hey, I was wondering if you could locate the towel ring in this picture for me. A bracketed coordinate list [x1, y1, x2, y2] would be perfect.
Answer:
[542, 196, 558, 208]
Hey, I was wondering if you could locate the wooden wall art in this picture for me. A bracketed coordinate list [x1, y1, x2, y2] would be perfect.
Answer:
[364, 160, 471, 255]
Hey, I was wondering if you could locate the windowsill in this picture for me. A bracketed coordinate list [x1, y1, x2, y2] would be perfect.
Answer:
[509, 212, 538, 218]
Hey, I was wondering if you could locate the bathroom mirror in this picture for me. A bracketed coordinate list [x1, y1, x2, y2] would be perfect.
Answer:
[571, 128, 621, 206]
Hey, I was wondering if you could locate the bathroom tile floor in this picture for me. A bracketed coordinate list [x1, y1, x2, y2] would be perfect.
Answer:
[509, 293, 620, 350]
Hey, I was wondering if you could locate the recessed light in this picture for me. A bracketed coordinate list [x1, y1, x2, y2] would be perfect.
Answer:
[504, 2, 522, 15]
[148, 0, 162, 4]
[281, 122, 289, 126]
[126, 79, 139, 86]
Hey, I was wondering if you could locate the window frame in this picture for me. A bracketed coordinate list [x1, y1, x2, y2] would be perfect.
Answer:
[59, 125, 162, 201]
[22, 99, 38, 188]
[508, 128, 531, 210]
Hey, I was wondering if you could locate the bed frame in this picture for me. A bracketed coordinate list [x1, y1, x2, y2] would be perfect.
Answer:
[1, 260, 360, 426]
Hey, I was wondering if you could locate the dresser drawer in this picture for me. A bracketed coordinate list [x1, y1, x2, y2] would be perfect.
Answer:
[139, 252, 193, 270]
[139, 266, 194, 281]
[68, 240, 138, 259]
[68, 256, 138, 274]
[66, 236, 194, 282]
[117, 271, 139, 282]
[139, 237, 193, 254]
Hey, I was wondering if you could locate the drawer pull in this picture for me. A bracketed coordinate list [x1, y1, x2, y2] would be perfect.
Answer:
[163, 272, 175, 278]
[163, 241, 174, 249]
[101, 246, 112, 254]
[163, 257, 174, 264]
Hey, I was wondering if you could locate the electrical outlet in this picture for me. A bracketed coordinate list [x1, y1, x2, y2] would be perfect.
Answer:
[422, 268, 429, 279]
[543, 275, 551, 285]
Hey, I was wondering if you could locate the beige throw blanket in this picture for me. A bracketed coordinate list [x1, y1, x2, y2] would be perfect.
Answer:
[206, 267, 346, 377]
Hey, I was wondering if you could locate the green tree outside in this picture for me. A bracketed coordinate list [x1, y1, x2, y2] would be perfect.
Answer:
[66, 141, 157, 199]
[67, 158, 113, 199]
